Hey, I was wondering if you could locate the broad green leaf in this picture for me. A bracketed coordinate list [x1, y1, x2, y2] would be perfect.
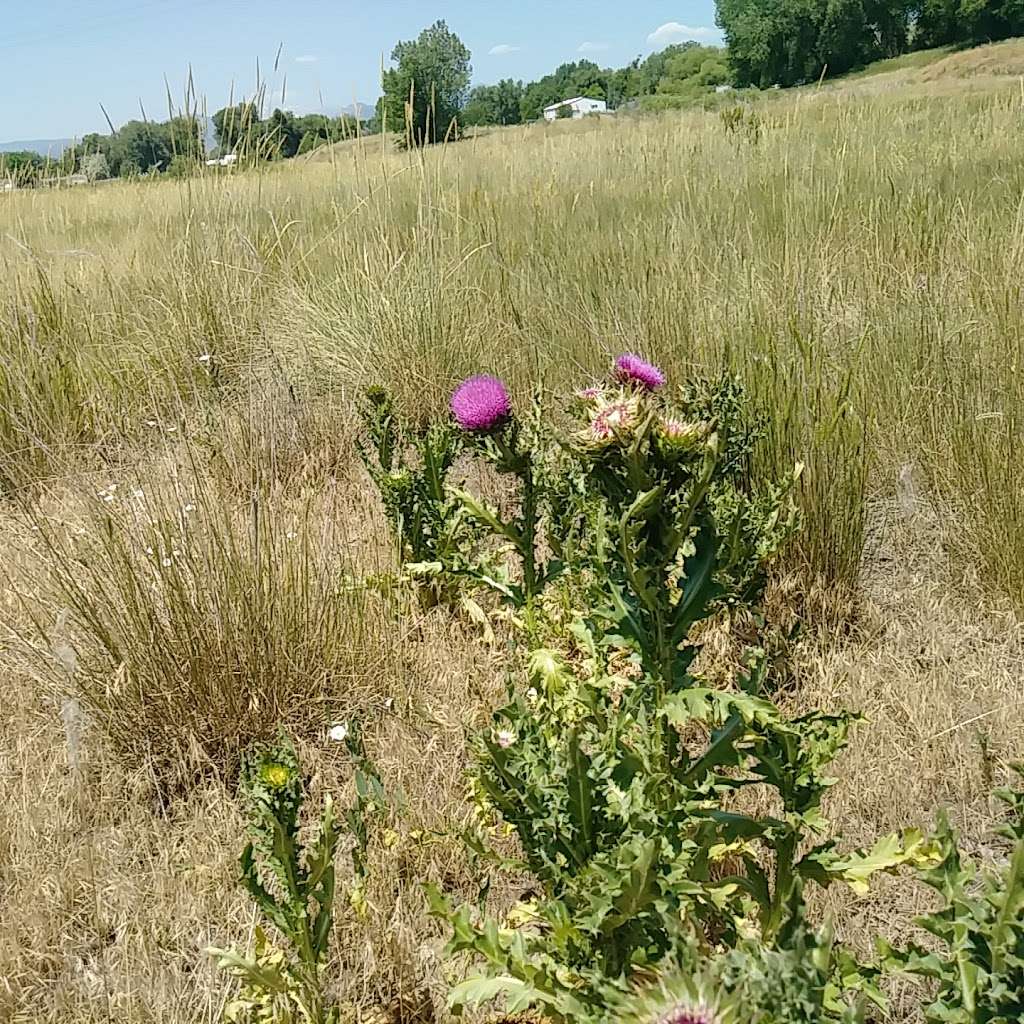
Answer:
[448, 975, 531, 1011]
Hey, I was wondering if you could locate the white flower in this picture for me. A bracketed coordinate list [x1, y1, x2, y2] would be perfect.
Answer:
[496, 729, 516, 749]
[197, 353, 212, 364]
[145, 546, 155, 556]
[145, 419, 157, 427]
[329, 723, 349, 742]
[131, 488, 145, 499]
[161, 557, 172, 567]
[285, 530, 297, 540]
[102, 493, 115, 503]
[182, 503, 196, 514]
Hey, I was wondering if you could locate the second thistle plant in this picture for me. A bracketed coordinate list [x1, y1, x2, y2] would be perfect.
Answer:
[209, 731, 385, 1024]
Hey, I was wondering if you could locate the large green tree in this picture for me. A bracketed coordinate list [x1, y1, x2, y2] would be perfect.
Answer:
[113, 120, 173, 176]
[0, 150, 42, 184]
[380, 20, 472, 145]
[913, 0, 1024, 46]
[212, 102, 261, 152]
[519, 60, 611, 121]
[715, 0, 912, 88]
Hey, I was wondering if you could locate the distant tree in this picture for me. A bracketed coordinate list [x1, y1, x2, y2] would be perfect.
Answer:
[519, 60, 612, 121]
[912, 0, 1024, 46]
[556, 103, 574, 119]
[462, 79, 525, 126]
[80, 152, 110, 181]
[166, 114, 204, 163]
[715, 0, 908, 87]
[381, 20, 472, 145]
[0, 150, 42, 184]
[115, 120, 173, 173]
[212, 102, 261, 152]
[263, 108, 300, 158]
[166, 153, 197, 178]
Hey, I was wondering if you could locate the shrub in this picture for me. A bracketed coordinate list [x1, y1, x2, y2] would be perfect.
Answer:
[879, 767, 1024, 1023]
[357, 386, 477, 606]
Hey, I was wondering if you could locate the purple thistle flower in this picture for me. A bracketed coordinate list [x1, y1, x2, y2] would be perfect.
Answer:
[614, 353, 665, 391]
[450, 375, 511, 432]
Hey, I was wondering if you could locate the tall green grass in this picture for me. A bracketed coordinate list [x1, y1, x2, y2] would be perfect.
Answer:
[2, 79, 1024, 606]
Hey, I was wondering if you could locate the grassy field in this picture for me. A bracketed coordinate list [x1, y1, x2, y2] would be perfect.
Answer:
[2, 41, 1024, 1022]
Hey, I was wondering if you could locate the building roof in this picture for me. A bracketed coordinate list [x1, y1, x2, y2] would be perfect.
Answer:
[543, 96, 604, 111]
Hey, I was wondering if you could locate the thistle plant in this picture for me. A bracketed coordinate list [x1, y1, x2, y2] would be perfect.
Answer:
[427, 356, 939, 1023]
[356, 386, 475, 606]
[879, 766, 1024, 1024]
[209, 731, 384, 1024]
[448, 375, 552, 626]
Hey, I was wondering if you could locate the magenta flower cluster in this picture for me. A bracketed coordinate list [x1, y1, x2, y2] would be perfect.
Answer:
[614, 353, 665, 391]
[450, 374, 511, 432]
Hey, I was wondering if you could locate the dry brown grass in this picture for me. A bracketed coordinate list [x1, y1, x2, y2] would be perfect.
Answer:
[2, 440, 1022, 1022]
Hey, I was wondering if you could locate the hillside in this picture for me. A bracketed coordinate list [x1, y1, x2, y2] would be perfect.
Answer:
[817, 36, 1024, 93]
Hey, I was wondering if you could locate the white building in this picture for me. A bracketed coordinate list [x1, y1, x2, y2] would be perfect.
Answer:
[205, 153, 238, 167]
[543, 96, 608, 121]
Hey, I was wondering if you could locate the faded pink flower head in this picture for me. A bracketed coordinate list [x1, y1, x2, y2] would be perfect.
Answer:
[614, 353, 665, 391]
[577, 385, 603, 402]
[659, 417, 705, 450]
[450, 375, 511, 432]
[656, 1002, 719, 1024]
[591, 401, 633, 441]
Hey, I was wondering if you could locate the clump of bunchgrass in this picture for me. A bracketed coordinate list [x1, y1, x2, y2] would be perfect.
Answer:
[13, 457, 395, 791]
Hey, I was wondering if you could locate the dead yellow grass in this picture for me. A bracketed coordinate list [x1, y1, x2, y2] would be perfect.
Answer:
[921, 38, 1024, 80]
[2, 448, 1022, 1022]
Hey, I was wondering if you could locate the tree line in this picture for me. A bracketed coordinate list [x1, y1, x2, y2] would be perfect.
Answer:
[377, 4, 1024, 145]
[717, 0, 1024, 88]
[377, 20, 732, 144]
[1, 106, 367, 185]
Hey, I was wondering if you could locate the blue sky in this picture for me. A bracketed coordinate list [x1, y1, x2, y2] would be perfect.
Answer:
[0, 1, 723, 142]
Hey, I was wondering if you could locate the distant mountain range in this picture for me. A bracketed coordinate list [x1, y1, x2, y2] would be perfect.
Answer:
[0, 138, 74, 156]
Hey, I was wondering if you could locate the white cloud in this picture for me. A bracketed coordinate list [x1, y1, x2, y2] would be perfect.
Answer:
[646, 22, 720, 47]
[578, 41, 610, 53]
[488, 43, 521, 56]
[294, 54, 318, 63]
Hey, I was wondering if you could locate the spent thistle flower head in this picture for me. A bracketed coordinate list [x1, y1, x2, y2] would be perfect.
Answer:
[495, 729, 516, 749]
[579, 393, 640, 448]
[658, 417, 708, 454]
[451, 375, 511, 432]
[576, 385, 604, 404]
[619, 971, 732, 1024]
[614, 353, 665, 391]
[654, 1002, 721, 1024]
